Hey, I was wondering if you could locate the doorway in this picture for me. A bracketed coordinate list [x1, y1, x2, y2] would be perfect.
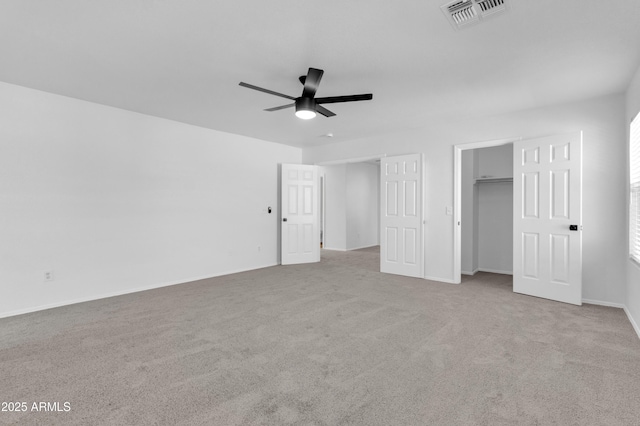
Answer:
[319, 159, 381, 253]
[461, 145, 514, 278]
[453, 138, 520, 282]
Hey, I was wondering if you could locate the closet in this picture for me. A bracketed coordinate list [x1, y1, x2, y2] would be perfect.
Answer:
[461, 144, 513, 276]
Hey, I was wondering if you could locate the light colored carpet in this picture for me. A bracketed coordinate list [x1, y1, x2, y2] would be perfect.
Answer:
[1, 246, 639, 425]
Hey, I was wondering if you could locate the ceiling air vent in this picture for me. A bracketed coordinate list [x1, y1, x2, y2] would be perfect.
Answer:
[476, 0, 507, 16]
[445, 1, 479, 27]
[441, 0, 509, 30]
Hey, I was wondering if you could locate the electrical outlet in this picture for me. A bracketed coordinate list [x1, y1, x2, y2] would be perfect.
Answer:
[44, 271, 54, 282]
[446, 206, 453, 216]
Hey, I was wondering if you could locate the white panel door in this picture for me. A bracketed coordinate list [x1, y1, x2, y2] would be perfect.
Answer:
[281, 164, 320, 265]
[380, 154, 423, 278]
[513, 133, 582, 305]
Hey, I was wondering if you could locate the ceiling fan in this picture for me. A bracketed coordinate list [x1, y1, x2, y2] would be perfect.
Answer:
[239, 67, 373, 120]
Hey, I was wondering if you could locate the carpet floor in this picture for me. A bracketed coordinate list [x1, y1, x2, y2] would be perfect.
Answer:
[1, 247, 639, 425]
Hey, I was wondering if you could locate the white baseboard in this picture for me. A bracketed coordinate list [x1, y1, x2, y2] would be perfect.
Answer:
[322, 247, 347, 252]
[0, 263, 278, 319]
[624, 306, 640, 341]
[477, 268, 513, 275]
[461, 268, 479, 276]
[582, 299, 626, 309]
[424, 275, 460, 284]
[581, 300, 639, 341]
[347, 244, 379, 251]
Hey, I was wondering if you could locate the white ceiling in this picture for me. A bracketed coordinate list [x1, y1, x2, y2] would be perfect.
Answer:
[1, 1, 640, 148]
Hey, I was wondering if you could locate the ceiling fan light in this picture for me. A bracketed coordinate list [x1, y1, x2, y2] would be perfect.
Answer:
[295, 98, 316, 120]
[295, 109, 316, 120]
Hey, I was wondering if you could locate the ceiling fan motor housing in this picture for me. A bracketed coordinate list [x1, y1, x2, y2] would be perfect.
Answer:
[296, 97, 316, 113]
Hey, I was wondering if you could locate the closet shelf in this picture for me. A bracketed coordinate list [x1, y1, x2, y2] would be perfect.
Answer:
[474, 177, 513, 184]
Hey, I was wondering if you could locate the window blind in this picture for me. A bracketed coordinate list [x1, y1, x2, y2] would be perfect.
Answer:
[631, 111, 640, 264]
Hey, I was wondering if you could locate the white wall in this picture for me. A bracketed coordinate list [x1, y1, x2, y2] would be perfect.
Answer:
[304, 93, 628, 304]
[0, 82, 301, 318]
[477, 145, 513, 179]
[322, 164, 347, 250]
[322, 162, 379, 251]
[461, 150, 478, 274]
[626, 64, 640, 336]
[346, 162, 379, 250]
[477, 145, 513, 274]
[477, 181, 513, 274]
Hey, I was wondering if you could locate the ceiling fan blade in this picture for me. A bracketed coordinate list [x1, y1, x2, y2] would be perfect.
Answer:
[239, 82, 296, 100]
[315, 94, 373, 104]
[301, 68, 324, 98]
[316, 104, 336, 117]
[264, 103, 295, 112]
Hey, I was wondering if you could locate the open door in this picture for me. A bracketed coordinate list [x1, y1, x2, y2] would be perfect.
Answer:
[513, 133, 582, 305]
[380, 154, 423, 278]
[281, 164, 320, 265]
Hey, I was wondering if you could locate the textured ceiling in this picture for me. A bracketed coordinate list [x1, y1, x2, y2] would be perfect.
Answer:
[1, 0, 639, 147]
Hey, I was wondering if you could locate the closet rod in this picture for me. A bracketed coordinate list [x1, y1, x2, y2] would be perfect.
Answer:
[474, 177, 513, 184]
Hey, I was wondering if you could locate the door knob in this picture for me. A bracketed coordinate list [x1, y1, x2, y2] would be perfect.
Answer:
[569, 225, 578, 231]
[283, 218, 287, 222]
